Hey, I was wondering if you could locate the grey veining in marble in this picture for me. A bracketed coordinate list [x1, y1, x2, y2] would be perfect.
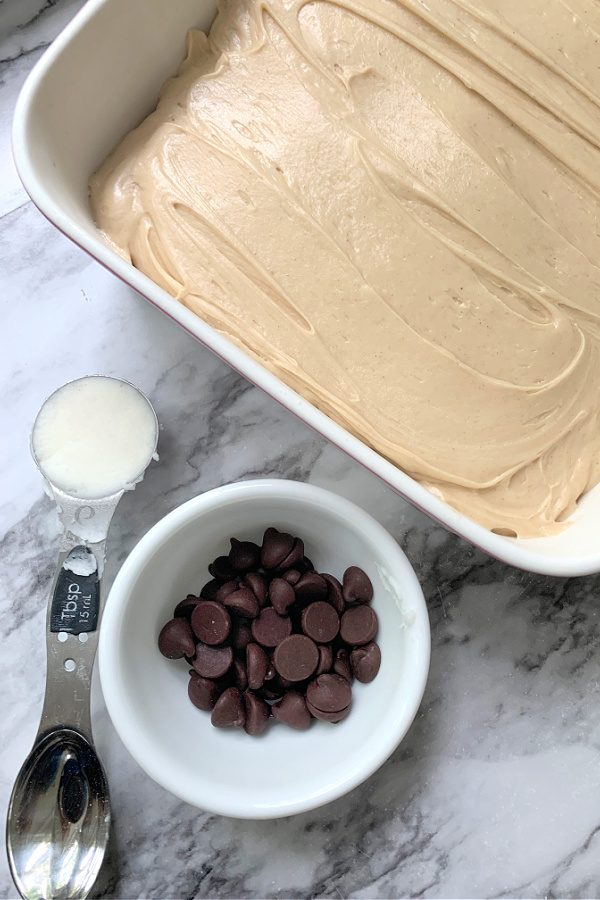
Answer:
[3, 3, 600, 898]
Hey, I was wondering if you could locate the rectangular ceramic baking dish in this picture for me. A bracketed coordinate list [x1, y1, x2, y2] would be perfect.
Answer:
[13, 0, 600, 576]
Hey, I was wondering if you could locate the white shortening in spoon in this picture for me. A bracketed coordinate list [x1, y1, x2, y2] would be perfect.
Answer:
[32, 374, 159, 500]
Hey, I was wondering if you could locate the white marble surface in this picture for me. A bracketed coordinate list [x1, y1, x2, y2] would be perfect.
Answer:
[2, 3, 600, 898]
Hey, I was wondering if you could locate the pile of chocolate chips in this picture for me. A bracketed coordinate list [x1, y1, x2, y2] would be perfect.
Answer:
[158, 527, 381, 736]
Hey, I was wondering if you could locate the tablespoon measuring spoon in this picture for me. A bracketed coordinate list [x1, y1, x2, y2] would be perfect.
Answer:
[6, 375, 159, 900]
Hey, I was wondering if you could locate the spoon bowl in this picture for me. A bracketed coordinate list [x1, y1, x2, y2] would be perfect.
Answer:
[7, 729, 110, 900]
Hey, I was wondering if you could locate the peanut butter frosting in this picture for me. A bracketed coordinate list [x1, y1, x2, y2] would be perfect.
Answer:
[89, 0, 600, 538]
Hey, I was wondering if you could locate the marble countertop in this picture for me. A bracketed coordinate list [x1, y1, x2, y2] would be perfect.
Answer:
[2, 3, 600, 898]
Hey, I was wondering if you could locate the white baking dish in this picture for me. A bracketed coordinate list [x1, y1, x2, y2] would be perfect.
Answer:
[12, 0, 600, 576]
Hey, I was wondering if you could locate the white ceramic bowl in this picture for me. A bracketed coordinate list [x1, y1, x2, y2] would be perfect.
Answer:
[13, 0, 600, 577]
[98, 479, 430, 818]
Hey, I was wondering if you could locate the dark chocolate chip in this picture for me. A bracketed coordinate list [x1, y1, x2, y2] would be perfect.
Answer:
[273, 635, 319, 682]
[272, 692, 312, 730]
[232, 659, 248, 691]
[191, 601, 231, 646]
[333, 648, 353, 683]
[301, 601, 340, 643]
[243, 692, 270, 736]
[306, 673, 352, 713]
[243, 571, 268, 607]
[188, 673, 223, 711]
[261, 527, 294, 569]
[351, 642, 381, 683]
[321, 573, 345, 615]
[281, 569, 301, 586]
[278, 537, 304, 571]
[273, 674, 296, 690]
[316, 644, 333, 675]
[158, 618, 196, 659]
[231, 620, 253, 650]
[265, 664, 276, 681]
[299, 556, 315, 573]
[343, 566, 373, 604]
[251, 608, 292, 647]
[216, 580, 239, 603]
[208, 555, 237, 582]
[295, 573, 328, 604]
[200, 579, 221, 601]
[258, 685, 285, 701]
[222, 587, 260, 619]
[229, 538, 261, 573]
[306, 700, 350, 723]
[173, 595, 200, 619]
[246, 643, 269, 690]
[192, 643, 234, 679]
[340, 605, 378, 646]
[269, 578, 296, 615]
[211, 687, 245, 728]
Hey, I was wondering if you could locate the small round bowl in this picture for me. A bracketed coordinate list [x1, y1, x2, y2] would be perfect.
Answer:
[99, 479, 430, 818]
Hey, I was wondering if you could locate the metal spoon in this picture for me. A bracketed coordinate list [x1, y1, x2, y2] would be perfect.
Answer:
[6, 376, 159, 900]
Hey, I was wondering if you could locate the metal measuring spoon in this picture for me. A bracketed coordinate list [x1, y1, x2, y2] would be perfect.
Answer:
[6, 376, 159, 900]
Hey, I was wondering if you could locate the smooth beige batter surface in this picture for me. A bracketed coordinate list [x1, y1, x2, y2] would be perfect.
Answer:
[90, 0, 600, 537]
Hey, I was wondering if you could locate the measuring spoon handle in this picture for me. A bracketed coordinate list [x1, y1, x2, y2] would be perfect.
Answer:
[36, 489, 122, 740]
